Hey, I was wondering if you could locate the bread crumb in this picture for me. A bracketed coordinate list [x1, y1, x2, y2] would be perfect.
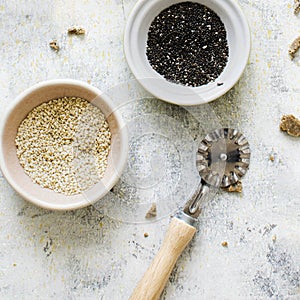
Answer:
[289, 36, 300, 59]
[144, 233, 149, 238]
[221, 241, 228, 247]
[12, 263, 17, 267]
[222, 181, 243, 193]
[280, 115, 300, 137]
[49, 40, 59, 51]
[68, 26, 86, 35]
[272, 235, 277, 242]
[145, 203, 157, 219]
[269, 155, 275, 162]
[294, 0, 300, 14]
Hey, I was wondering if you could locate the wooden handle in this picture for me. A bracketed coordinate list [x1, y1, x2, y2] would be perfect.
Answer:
[130, 217, 196, 300]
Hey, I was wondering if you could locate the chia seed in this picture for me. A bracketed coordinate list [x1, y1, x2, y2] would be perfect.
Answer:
[146, 2, 229, 87]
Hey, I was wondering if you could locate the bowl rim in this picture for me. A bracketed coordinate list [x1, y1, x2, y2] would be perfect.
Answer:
[0, 79, 129, 210]
[124, 0, 251, 106]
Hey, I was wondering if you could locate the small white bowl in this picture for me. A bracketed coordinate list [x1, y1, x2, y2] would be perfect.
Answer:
[124, 0, 251, 105]
[0, 79, 128, 210]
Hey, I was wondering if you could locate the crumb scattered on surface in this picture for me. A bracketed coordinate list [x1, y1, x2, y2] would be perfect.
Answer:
[222, 181, 243, 193]
[49, 40, 59, 51]
[217, 82, 224, 86]
[289, 36, 300, 59]
[68, 26, 86, 35]
[269, 155, 275, 162]
[272, 235, 277, 242]
[280, 114, 300, 137]
[221, 241, 228, 247]
[12, 263, 17, 267]
[144, 233, 149, 238]
[294, 0, 300, 14]
[145, 203, 157, 219]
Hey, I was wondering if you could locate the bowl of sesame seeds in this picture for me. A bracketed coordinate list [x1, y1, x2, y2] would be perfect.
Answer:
[0, 79, 128, 210]
[124, 0, 251, 105]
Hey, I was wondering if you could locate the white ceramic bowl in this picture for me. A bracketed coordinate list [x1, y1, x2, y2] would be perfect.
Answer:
[124, 0, 251, 105]
[0, 79, 128, 210]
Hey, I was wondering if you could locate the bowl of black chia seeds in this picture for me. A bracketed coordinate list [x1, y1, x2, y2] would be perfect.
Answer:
[0, 79, 128, 210]
[124, 0, 250, 105]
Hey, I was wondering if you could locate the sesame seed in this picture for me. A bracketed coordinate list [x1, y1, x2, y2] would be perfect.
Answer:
[15, 97, 111, 196]
[146, 2, 229, 87]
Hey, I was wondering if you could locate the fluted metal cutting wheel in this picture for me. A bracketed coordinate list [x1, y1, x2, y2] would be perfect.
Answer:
[196, 128, 251, 188]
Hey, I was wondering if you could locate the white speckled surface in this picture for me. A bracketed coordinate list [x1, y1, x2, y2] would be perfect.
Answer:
[0, 0, 300, 299]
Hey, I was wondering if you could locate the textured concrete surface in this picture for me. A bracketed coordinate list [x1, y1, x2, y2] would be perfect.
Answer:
[0, 0, 299, 299]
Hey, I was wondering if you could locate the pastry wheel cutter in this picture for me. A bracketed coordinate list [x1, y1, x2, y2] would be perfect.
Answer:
[130, 128, 251, 300]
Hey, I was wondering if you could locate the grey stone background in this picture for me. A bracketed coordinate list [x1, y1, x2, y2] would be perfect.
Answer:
[0, 0, 299, 299]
